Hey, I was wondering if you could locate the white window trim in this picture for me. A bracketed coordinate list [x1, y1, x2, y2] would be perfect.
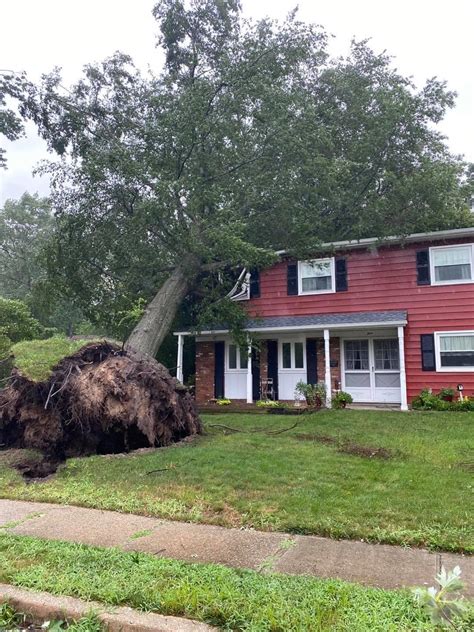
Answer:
[298, 257, 335, 295]
[226, 342, 249, 372]
[278, 339, 306, 372]
[429, 244, 474, 286]
[434, 330, 474, 372]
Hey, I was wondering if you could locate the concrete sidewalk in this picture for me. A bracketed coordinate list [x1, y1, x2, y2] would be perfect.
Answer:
[1, 499, 473, 595]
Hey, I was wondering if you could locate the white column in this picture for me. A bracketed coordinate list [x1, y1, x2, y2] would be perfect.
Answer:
[398, 325, 408, 411]
[246, 340, 253, 403]
[176, 334, 184, 383]
[324, 329, 332, 407]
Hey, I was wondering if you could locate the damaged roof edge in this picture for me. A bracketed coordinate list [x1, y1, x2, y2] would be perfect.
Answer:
[275, 226, 474, 256]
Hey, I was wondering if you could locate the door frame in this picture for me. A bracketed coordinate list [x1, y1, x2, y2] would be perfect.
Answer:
[340, 335, 401, 403]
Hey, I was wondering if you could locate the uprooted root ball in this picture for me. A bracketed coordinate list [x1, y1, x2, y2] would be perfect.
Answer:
[0, 341, 201, 469]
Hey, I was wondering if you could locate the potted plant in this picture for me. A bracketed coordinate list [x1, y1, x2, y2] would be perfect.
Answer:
[332, 391, 353, 409]
[294, 381, 326, 409]
[438, 387, 455, 402]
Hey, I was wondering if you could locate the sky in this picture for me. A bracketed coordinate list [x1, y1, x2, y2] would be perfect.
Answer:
[1, 0, 473, 204]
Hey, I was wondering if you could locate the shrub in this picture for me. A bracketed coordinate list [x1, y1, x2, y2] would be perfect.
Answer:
[439, 387, 455, 401]
[216, 398, 232, 406]
[0, 297, 45, 345]
[256, 400, 281, 408]
[294, 381, 326, 407]
[332, 391, 353, 409]
[412, 389, 474, 411]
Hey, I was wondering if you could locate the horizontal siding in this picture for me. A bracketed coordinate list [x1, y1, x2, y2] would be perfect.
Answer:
[246, 238, 474, 401]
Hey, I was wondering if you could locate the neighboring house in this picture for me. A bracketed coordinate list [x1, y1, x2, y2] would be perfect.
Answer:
[174, 227, 474, 410]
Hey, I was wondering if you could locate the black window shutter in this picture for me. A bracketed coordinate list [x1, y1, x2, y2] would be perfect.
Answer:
[420, 334, 436, 371]
[267, 340, 279, 400]
[416, 250, 431, 285]
[306, 339, 317, 385]
[287, 262, 298, 295]
[214, 341, 225, 398]
[249, 268, 260, 298]
[335, 258, 348, 292]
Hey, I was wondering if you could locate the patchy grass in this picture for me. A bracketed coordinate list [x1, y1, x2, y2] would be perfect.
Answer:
[0, 534, 444, 631]
[11, 337, 103, 382]
[0, 601, 103, 631]
[0, 410, 472, 552]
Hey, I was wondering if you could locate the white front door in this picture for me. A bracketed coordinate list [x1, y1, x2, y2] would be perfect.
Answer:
[278, 338, 307, 400]
[343, 338, 401, 403]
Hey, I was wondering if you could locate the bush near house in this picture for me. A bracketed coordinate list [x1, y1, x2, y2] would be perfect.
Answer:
[412, 389, 474, 411]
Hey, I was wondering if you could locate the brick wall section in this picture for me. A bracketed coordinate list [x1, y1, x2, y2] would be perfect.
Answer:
[195, 341, 215, 404]
[317, 337, 342, 394]
[196, 338, 342, 404]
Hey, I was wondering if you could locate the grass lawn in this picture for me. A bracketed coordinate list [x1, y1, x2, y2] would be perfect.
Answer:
[0, 410, 472, 552]
[0, 534, 452, 631]
[0, 602, 102, 631]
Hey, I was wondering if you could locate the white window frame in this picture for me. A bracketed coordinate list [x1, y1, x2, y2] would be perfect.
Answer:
[226, 342, 249, 372]
[429, 244, 474, 286]
[278, 339, 306, 372]
[298, 257, 335, 295]
[434, 330, 474, 372]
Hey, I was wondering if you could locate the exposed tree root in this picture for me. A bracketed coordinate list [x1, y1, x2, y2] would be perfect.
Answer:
[0, 341, 201, 476]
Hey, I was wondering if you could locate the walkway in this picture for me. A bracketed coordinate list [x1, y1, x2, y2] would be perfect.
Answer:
[1, 499, 472, 595]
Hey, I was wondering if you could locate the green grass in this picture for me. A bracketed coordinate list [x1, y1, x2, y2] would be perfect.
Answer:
[0, 601, 103, 631]
[11, 337, 102, 382]
[0, 410, 472, 552]
[0, 534, 448, 631]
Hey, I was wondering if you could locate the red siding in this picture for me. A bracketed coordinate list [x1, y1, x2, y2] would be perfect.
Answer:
[246, 238, 474, 401]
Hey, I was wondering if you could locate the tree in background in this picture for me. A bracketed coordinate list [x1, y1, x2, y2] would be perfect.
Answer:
[14, 0, 473, 358]
[0, 71, 25, 169]
[0, 193, 90, 335]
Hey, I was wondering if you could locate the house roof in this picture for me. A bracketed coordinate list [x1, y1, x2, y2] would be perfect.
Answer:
[174, 310, 407, 336]
[275, 226, 474, 255]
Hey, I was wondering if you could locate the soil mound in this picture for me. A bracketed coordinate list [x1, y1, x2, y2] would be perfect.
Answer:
[0, 341, 201, 467]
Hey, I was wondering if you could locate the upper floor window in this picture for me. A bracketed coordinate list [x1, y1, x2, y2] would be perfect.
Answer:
[435, 331, 474, 371]
[298, 258, 335, 295]
[227, 343, 248, 370]
[431, 245, 473, 285]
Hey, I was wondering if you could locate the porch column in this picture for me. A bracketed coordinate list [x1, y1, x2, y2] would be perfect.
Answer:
[324, 329, 332, 407]
[398, 325, 408, 411]
[176, 334, 184, 383]
[246, 339, 253, 403]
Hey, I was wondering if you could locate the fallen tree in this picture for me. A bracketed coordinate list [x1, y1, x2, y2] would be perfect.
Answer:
[0, 340, 201, 472]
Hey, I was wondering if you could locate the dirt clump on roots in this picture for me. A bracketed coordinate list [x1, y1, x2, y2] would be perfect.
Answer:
[0, 341, 201, 477]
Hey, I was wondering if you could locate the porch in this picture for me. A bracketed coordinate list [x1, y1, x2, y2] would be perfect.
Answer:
[174, 310, 408, 411]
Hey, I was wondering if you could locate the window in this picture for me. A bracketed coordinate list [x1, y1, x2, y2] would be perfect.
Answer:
[227, 344, 249, 370]
[431, 245, 473, 284]
[344, 340, 369, 371]
[374, 339, 399, 371]
[435, 332, 474, 371]
[280, 341, 305, 370]
[299, 258, 334, 294]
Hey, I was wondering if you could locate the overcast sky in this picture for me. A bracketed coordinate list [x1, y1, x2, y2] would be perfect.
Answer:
[1, 0, 473, 204]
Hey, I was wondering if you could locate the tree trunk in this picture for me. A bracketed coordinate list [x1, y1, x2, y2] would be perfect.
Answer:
[126, 264, 196, 358]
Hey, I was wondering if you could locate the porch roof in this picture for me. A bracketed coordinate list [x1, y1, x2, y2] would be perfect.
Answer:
[174, 309, 407, 336]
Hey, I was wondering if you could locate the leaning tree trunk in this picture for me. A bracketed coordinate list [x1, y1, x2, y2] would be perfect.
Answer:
[126, 264, 196, 358]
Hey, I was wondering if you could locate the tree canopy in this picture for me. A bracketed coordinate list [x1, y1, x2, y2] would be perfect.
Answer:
[0, 192, 90, 335]
[0, 71, 25, 169]
[13, 0, 473, 356]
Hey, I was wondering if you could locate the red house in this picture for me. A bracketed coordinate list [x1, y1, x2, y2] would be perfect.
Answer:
[175, 227, 474, 410]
